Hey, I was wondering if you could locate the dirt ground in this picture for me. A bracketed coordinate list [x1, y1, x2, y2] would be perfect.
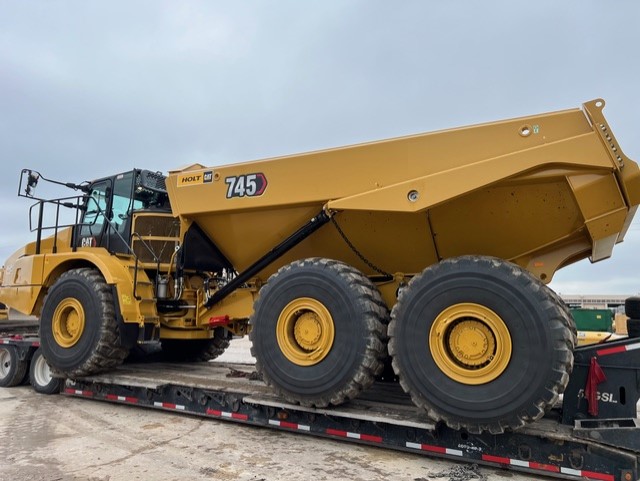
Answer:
[0, 339, 537, 481]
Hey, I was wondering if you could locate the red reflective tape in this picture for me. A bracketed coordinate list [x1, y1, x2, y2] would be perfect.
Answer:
[482, 454, 510, 465]
[64, 388, 93, 397]
[597, 345, 626, 356]
[31, 342, 40, 347]
[206, 409, 248, 421]
[105, 394, 138, 403]
[581, 470, 614, 481]
[529, 462, 558, 473]
[325, 428, 381, 443]
[279, 421, 300, 430]
[419, 444, 447, 454]
[529, 462, 559, 473]
[360, 433, 383, 443]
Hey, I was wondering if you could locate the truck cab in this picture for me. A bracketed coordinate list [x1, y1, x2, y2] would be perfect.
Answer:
[74, 169, 171, 255]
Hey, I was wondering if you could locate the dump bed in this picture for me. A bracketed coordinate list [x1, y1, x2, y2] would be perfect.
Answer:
[166, 99, 640, 282]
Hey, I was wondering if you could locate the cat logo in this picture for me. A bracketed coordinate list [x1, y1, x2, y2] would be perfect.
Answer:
[178, 171, 214, 187]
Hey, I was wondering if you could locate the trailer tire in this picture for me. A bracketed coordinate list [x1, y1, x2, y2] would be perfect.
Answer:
[160, 328, 231, 362]
[0, 345, 28, 387]
[40, 268, 129, 377]
[29, 348, 62, 395]
[250, 258, 387, 407]
[627, 319, 640, 338]
[625, 297, 640, 319]
[389, 255, 574, 434]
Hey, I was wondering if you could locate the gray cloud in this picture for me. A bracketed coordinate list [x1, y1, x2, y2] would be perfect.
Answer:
[1, 0, 639, 294]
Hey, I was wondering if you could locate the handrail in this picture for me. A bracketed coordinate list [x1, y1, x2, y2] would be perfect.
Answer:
[129, 232, 162, 301]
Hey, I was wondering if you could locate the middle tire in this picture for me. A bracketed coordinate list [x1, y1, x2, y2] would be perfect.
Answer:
[160, 328, 231, 362]
[250, 258, 388, 407]
[389, 255, 575, 434]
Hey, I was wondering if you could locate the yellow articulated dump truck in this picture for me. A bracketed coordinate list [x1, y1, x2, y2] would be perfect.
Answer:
[1, 99, 638, 434]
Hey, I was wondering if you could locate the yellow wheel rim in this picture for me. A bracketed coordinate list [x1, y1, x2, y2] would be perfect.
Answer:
[52, 298, 86, 348]
[429, 303, 512, 385]
[276, 297, 335, 366]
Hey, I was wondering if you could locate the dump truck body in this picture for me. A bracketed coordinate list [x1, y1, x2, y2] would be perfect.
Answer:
[166, 99, 639, 284]
[1, 99, 638, 434]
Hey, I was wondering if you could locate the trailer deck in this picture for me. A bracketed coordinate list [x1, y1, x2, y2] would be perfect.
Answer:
[62, 360, 637, 481]
[3, 321, 640, 481]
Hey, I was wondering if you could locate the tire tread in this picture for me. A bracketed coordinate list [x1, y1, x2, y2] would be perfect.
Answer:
[389, 255, 575, 434]
[250, 257, 388, 408]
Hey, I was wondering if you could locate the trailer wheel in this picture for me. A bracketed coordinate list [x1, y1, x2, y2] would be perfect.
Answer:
[0, 345, 28, 387]
[250, 258, 387, 407]
[160, 328, 231, 362]
[627, 319, 640, 338]
[40, 268, 129, 377]
[625, 297, 640, 319]
[29, 348, 62, 394]
[389, 255, 574, 434]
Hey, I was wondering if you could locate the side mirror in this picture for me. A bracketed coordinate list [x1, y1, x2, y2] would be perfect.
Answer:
[25, 170, 40, 197]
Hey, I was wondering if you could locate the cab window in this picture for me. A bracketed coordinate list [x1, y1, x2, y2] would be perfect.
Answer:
[111, 172, 143, 233]
[80, 180, 110, 238]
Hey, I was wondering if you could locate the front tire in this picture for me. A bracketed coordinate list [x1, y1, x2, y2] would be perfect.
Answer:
[250, 258, 387, 407]
[389, 255, 574, 434]
[40, 268, 129, 377]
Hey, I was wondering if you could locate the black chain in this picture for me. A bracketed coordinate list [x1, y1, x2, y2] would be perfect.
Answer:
[330, 215, 392, 277]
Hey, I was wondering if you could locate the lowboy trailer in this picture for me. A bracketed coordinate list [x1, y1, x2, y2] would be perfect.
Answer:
[2, 320, 640, 481]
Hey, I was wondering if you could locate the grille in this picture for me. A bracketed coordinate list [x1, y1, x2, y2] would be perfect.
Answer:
[132, 215, 179, 264]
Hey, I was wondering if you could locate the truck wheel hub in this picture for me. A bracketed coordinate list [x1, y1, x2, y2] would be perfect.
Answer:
[448, 320, 495, 367]
[52, 298, 86, 348]
[277, 298, 335, 366]
[294, 313, 323, 349]
[430, 303, 512, 385]
[0, 350, 10, 377]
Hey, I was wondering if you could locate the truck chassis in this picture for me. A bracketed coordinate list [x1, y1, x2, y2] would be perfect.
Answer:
[2, 322, 640, 481]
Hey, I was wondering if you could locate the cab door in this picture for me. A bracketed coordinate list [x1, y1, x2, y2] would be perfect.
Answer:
[76, 179, 112, 249]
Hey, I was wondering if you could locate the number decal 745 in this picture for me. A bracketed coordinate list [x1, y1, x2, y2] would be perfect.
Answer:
[224, 173, 268, 199]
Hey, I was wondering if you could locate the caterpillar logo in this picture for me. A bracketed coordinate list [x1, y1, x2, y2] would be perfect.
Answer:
[178, 171, 213, 187]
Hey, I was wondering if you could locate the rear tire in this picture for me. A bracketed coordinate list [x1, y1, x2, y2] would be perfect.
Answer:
[160, 328, 231, 362]
[250, 258, 388, 407]
[389, 255, 574, 434]
[29, 348, 62, 394]
[0, 345, 28, 387]
[40, 268, 129, 377]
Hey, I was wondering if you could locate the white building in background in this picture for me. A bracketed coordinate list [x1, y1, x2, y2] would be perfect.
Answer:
[560, 294, 630, 311]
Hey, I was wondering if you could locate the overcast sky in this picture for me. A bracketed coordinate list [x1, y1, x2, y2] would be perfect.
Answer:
[1, 1, 638, 295]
